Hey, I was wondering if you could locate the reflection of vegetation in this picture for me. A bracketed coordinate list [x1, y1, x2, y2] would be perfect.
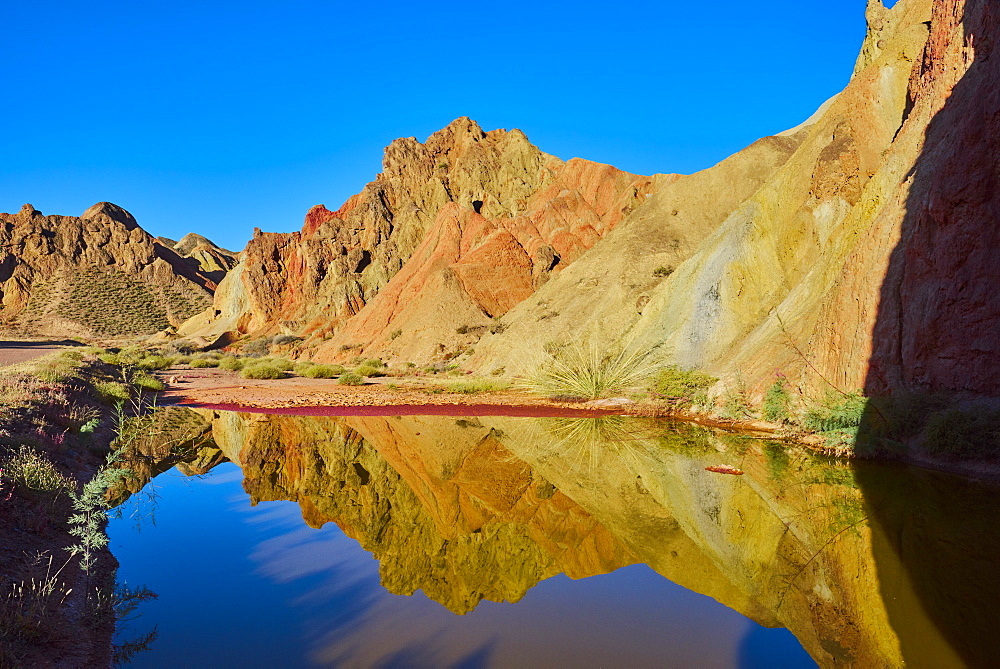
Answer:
[763, 441, 791, 480]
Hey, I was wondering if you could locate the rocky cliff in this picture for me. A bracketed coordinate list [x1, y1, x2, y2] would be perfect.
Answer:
[0, 203, 222, 338]
[180, 0, 997, 405]
[179, 118, 656, 360]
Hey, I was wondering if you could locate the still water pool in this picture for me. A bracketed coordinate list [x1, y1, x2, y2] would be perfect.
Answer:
[107, 409, 1000, 667]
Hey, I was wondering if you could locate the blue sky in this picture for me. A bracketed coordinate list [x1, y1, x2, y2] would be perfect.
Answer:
[2, 1, 874, 252]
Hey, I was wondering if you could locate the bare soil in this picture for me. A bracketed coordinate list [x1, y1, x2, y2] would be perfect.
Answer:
[0, 340, 84, 368]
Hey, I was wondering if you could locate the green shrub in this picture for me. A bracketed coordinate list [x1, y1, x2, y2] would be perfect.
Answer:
[443, 379, 510, 394]
[240, 365, 285, 380]
[652, 266, 674, 278]
[364, 358, 385, 368]
[189, 358, 219, 369]
[302, 364, 342, 379]
[390, 329, 402, 340]
[337, 372, 364, 386]
[173, 355, 192, 365]
[131, 372, 165, 392]
[268, 358, 295, 371]
[802, 392, 867, 432]
[1, 445, 77, 496]
[355, 365, 384, 378]
[95, 381, 130, 404]
[136, 355, 172, 371]
[217, 356, 245, 371]
[652, 365, 717, 406]
[763, 379, 792, 423]
[922, 409, 1000, 457]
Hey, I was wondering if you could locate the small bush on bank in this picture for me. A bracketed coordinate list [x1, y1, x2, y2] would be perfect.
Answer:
[217, 356, 245, 371]
[240, 365, 285, 380]
[922, 409, 1000, 458]
[802, 392, 867, 432]
[136, 355, 173, 371]
[338, 372, 363, 386]
[652, 365, 717, 407]
[268, 358, 295, 371]
[95, 381, 130, 404]
[443, 379, 510, 394]
[763, 379, 792, 423]
[528, 344, 652, 400]
[303, 364, 342, 379]
[189, 358, 219, 369]
[354, 365, 384, 378]
[1, 445, 77, 497]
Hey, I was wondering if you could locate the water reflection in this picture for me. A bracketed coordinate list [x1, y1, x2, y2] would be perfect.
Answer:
[111, 409, 1000, 667]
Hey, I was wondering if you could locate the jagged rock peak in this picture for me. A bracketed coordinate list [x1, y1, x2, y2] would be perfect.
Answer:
[80, 201, 139, 229]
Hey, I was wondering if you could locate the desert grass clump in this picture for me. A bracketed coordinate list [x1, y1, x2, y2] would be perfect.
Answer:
[529, 344, 652, 400]
[217, 356, 245, 371]
[302, 364, 342, 379]
[443, 379, 511, 394]
[136, 355, 172, 371]
[354, 365, 384, 378]
[802, 392, 867, 433]
[1, 446, 77, 497]
[337, 372, 364, 386]
[652, 365, 718, 407]
[239, 364, 285, 380]
[189, 358, 219, 369]
[266, 358, 295, 371]
[131, 373, 165, 393]
[94, 381, 130, 405]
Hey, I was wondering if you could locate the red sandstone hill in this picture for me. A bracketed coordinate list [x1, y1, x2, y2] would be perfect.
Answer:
[182, 0, 999, 403]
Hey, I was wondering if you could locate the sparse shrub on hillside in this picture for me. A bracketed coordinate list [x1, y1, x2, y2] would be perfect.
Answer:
[240, 364, 285, 380]
[490, 322, 507, 335]
[390, 329, 402, 340]
[337, 372, 363, 386]
[653, 266, 674, 278]
[652, 365, 717, 408]
[272, 334, 300, 346]
[241, 338, 271, 357]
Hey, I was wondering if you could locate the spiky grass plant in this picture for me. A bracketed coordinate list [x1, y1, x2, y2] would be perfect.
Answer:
[526, 343, 652, 400]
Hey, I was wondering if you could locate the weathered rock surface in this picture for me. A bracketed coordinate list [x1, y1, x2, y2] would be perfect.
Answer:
[180, 0, 998, 406]
[163, 233, 239, 285]
[0, 203, 218, 337]
[179, 118, 655, 360]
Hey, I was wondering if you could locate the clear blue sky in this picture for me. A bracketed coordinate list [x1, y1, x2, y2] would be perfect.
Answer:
[1, 1, 875, 252]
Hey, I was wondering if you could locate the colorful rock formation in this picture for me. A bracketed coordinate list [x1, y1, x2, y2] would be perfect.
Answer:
[0, 203, 221, 338]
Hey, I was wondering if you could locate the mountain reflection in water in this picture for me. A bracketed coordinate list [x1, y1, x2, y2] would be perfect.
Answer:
[108, 409, 1000, 667]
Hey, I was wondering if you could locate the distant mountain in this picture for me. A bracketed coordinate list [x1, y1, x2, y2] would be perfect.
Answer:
[0, 202, 225, 339]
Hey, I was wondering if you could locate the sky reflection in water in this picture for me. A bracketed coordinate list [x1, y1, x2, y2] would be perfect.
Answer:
[109, 454, 813, 668]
